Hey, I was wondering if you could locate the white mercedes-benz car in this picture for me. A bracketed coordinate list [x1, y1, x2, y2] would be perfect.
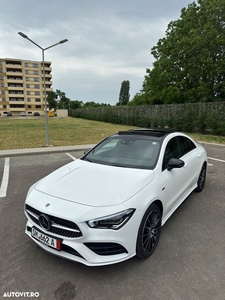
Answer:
[24, 129, 207, 266]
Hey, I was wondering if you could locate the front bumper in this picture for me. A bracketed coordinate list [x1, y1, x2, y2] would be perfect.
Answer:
[25, 209, 140, 266]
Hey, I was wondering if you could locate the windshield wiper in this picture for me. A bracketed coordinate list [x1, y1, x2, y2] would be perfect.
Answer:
[84, 157, 93, 162]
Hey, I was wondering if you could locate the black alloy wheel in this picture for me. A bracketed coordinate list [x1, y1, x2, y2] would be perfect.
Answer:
[195, 163, 207, 192]
[136, 204, 162, 258]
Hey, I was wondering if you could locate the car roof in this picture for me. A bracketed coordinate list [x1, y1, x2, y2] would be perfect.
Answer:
[117, 128, 175, 139]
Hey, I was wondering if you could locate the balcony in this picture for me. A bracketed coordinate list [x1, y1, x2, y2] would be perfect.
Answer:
[42, 80, 52, 85]
[41, 67, 51, 72]
[8, 92, 25, 97]
[7, 78, 23, 83]
[9, 95, 24, 105]
[8, 86, 23, 90]
[9, 101, 24, 104]
[43, 73, 52, 79]
[6, 62, 22, 68]
[9, 107, 25, 112]
[6, 71, 22, 76]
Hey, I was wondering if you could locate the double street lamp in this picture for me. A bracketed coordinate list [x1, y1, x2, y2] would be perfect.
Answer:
[18, 32, 68, 146]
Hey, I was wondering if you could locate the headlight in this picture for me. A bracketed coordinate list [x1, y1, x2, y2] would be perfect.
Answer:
[86, 208, 135, 230]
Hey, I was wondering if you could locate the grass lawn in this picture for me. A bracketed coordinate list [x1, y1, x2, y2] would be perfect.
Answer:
[0, 117, 224, 150]
[0, 117, 138, 150]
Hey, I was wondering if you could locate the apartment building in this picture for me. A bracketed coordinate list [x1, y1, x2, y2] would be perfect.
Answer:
[0, 58, 52, 116]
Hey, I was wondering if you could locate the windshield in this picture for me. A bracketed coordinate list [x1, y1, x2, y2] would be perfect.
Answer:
[83, 135, 161, 169]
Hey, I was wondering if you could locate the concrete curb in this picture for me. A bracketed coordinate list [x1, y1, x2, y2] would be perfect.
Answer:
[0, 144, 96, 157]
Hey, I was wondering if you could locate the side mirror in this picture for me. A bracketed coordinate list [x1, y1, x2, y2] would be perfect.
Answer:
[167, 158, 185, 171]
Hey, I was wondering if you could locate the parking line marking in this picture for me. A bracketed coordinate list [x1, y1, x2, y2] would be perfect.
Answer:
[66, 153, 77, 161]
[0, 157, 10, 198]
[208, 157, 225, 163]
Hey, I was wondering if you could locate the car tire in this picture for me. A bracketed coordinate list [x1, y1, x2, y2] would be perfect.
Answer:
[136, 204, 162, 259]
[195, 163, 207, 193]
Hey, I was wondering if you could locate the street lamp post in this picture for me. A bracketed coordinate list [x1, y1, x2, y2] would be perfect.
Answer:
[18, 32, 68, 147]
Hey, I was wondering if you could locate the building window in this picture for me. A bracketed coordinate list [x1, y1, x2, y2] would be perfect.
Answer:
[26, 77, 30, 81]
[35, 98, 41, 102]
[3, 105, 6, 108]
[0, 69, 3, 72]
[10, 104, 24, 108]
[25, 63, 29, 67]
[33, 71, 39, 75]
[26, 84, 30, 88]
[35, 92, 40, 95]
[28, 105, 31, 108]
[0, 83, 4, 87]
[35, 105, 41, 108]
[27, 98, 31, 102]
[27, 91, 30, 95]
[2, 98, 6, 101]
[34, 85, 40, 89]
[0, 76, 3, 80]
[1, 91, 5, 94]
[33, 64, 38, 68]
[34, 78, 39, 82]
[25, 70, 29, 74]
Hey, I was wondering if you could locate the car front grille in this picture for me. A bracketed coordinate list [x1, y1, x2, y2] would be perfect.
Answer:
[26, 226, 85, 259]
[84, 242, 128, 255]
[25, 204, 82, 238]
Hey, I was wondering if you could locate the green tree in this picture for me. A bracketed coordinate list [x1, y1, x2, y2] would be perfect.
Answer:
[47, 91, 57, 110]
[117, 80, 130, 105]
[141, 0, 225, 104]
[70, 100, 84, 110]
[55, 89, 66, 100]
[55, 89, 71, 110]
[58, 95, 70, 110]
[82, 101, 110, 108]
[83, 101, 100, 108]
[128, 92, 145, 106]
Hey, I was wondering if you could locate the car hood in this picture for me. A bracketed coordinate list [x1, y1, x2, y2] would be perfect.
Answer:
[34, 159, 155, 207]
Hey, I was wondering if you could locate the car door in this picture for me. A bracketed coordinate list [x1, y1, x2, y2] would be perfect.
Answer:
[178, 135, 201, 189]
[161, 137, 190, 214]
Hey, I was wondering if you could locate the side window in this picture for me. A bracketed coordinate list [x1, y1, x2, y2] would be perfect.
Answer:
[162, 137, 182, 170]
[178, 136, 196, 155]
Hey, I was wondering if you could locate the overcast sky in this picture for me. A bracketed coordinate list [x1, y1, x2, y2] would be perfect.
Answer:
[1, 0, 193, 105]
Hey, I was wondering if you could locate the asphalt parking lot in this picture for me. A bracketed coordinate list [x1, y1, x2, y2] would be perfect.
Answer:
[0, 143, 224, 300]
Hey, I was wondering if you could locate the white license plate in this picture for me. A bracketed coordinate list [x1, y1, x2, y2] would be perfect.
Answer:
[31, 227, 61, 250]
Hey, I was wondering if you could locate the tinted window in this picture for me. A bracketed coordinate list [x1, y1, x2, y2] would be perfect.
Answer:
[178, 136, 196, 155]
[83, 136, 161, 169]
[163, 137, 182, 170]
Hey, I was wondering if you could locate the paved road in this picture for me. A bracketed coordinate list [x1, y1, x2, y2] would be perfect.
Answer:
[0, 144, 224, 300]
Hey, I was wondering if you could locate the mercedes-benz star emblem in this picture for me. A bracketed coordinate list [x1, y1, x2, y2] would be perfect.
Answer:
[39, 214, 51, 231]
